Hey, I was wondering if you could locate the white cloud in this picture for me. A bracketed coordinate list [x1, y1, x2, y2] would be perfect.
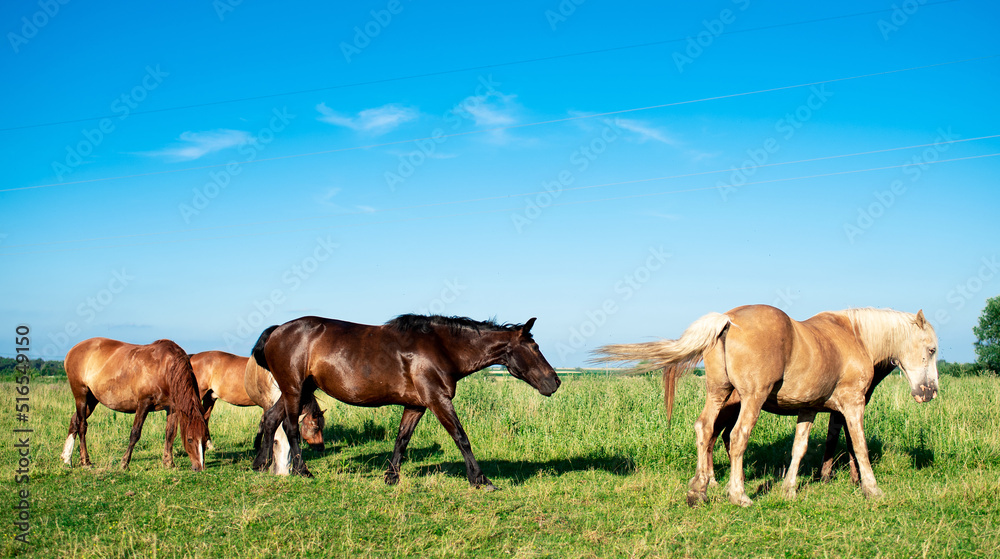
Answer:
[614, 118, 681, 146]
[316, 103, 419, 133]
[457, 91, 519, 127]
[143, 129, 251, 161]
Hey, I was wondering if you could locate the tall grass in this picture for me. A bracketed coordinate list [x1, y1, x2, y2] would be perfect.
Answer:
[2, 373, 999, 557]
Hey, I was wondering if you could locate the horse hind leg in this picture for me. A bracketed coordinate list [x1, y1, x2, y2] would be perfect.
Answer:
[252, 401, 287, 472]
[781, 411, 817, 499]
[723, 389, 769, 508]
[68, 392, 98, 467]
[202, 391, 216, 451]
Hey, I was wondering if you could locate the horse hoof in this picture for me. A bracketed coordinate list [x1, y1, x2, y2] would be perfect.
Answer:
[729, 494, 753, 507]
[686, 491, 708, 508]
[384, 473, 400, 485]
[478, 483, 498, 492]
[863, 487, 885, 500]
[708, 477, 719, 488]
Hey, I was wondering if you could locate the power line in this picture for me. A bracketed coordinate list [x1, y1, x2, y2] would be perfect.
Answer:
[4, 54, 997, 195]
[5, 133, 998, 250]
[2, 151, 995, 257]
[0, 0, 967, 133]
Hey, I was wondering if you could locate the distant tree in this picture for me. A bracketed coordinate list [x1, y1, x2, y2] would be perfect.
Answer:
[973, 295, 1000, 374]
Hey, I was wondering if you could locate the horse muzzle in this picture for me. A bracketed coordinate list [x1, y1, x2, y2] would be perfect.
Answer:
[537, 375, 561, 397]
[911, 383, 938, 403]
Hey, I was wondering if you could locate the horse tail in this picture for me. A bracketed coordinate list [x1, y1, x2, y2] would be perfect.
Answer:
[593, 312, 731, 422]
[252, 325, 279, 370]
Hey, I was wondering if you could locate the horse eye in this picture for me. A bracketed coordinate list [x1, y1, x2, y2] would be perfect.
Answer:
[929, 347, 937, 355]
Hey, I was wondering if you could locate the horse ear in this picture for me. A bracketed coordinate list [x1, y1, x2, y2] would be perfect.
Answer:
[915, 309, 927, 328]
[522, 317, 537, 335]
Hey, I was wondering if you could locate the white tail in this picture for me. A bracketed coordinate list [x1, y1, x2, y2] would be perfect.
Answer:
[593, 312, 731, 420]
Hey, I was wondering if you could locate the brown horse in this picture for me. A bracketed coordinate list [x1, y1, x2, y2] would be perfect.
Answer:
[61, 338, 208, 471]
[244, 355, 326, 475]
[251, 315, 561, 488]
[190, 351, 325, 455]
[596, 305, 938, 506]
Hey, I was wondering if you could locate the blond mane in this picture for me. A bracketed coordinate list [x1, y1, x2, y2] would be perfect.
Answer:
[835, 307, 932, 364]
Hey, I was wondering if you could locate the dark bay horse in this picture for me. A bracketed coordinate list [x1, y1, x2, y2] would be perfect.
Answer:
[190, 351, 325, 455]
[596, 305, 938, 506]
[61, 338, 208, 471]
[251, 315, 561, 488]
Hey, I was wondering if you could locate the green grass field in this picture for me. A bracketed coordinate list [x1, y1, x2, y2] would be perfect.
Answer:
[2, 373, 999, 558]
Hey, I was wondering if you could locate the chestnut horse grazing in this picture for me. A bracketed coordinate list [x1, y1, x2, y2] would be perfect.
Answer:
[596, 305, 938, 507]
[190, 351, 325, 456]
[61, 338, 208, 471]
[251, 315, 560, 488]
[244, 356, 326, 475]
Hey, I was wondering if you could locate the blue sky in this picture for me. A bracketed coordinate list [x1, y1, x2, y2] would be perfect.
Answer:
[2, 0, 998, 366]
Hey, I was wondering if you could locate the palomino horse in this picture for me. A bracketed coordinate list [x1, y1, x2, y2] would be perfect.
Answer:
[189, 351, 325, 458]
[596, 305, 938, 506]
[244, 355, 326, 475]
[61, 338, 208, 471]
[251, 315, 561, 488]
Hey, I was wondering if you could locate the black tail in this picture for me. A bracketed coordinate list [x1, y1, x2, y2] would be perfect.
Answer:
[252, 325, 279, 370]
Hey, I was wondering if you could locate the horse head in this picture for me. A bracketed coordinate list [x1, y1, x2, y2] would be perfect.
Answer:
[299, 401, 326, 452]
[181, 410, 209, 471]
[892, 310, 939, 404]
[504, 318, 561, 396]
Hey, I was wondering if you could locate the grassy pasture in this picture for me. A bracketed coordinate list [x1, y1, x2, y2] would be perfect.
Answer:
[1, 373, 999, 558]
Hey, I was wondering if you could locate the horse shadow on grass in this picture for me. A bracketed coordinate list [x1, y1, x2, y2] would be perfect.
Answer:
[344, 446, 637, 486]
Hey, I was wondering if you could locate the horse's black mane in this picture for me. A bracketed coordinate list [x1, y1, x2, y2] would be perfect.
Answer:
[386, 314, 521, 335]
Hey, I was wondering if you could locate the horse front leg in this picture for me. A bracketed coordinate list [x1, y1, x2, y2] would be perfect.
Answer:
[385, 405, 426, 485]
[781, 411, 816, 499]
[428, 398, 493, 490]
[121, 399, 153, 470]
[840, 402, 882, 499]
[162, 410, 179, 468]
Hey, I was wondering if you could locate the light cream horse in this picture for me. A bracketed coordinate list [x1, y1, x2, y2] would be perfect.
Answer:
[596, 305, 939, 507]
[244, 356, 325, 475]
